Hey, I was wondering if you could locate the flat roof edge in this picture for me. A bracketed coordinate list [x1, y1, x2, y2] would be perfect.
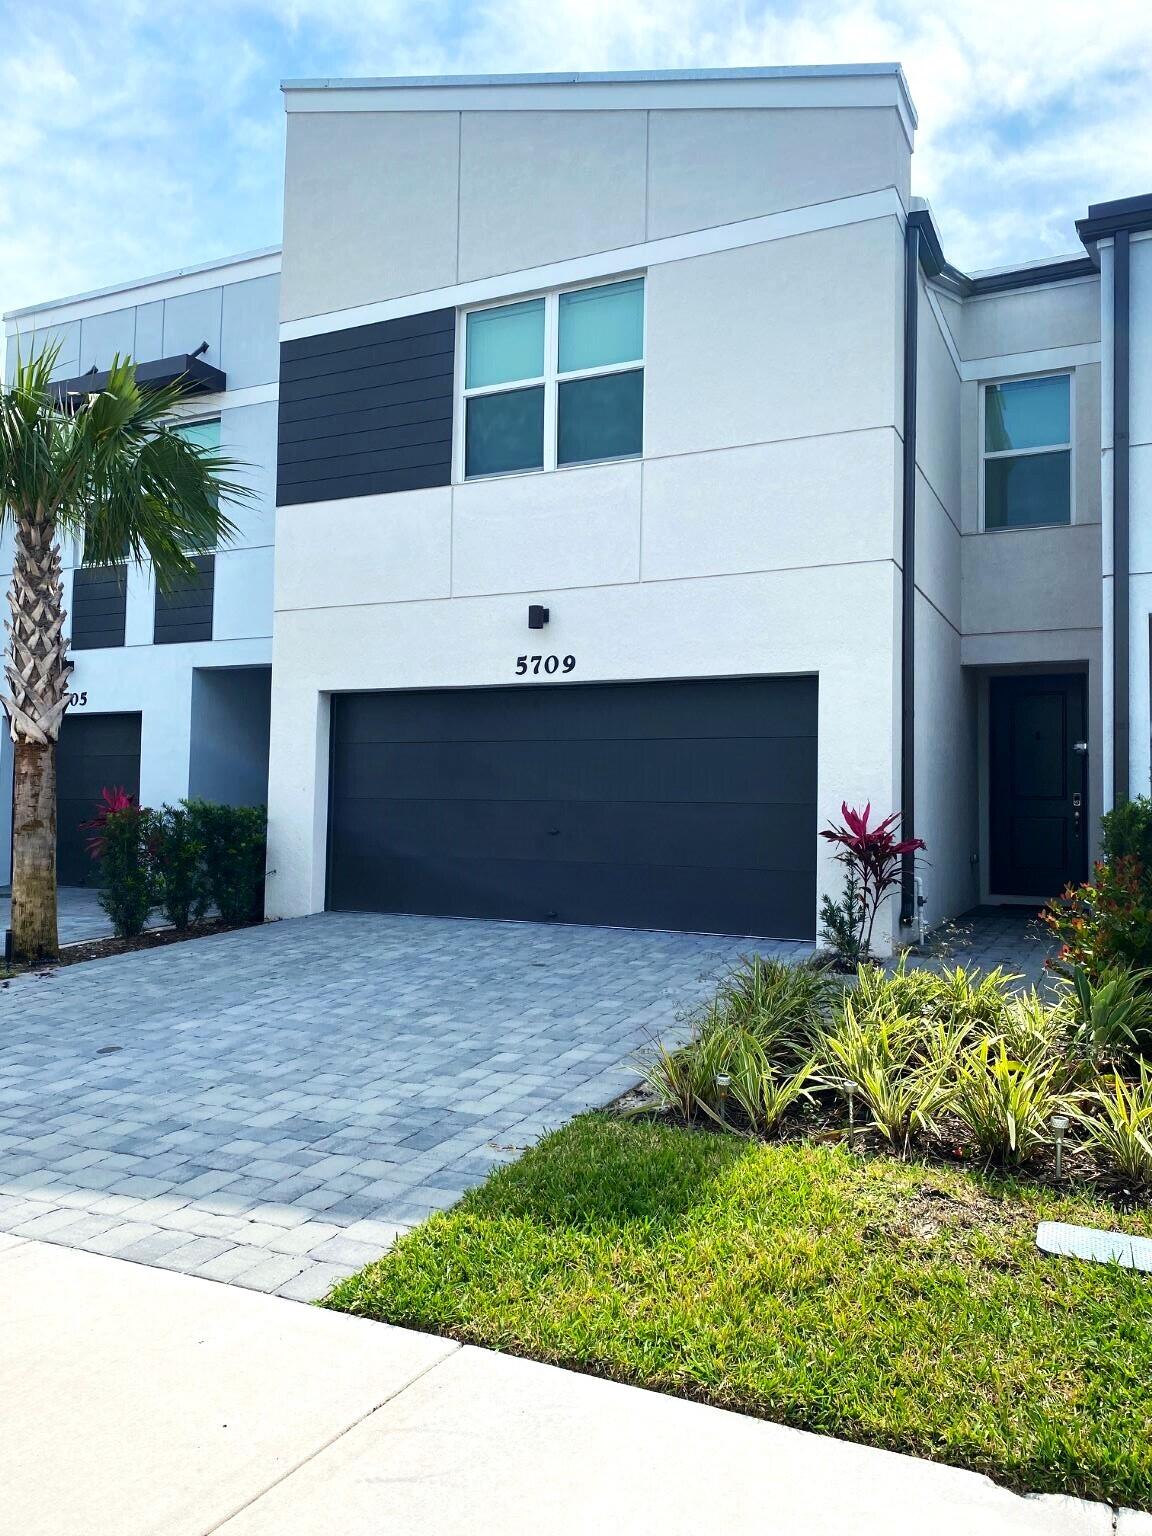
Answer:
[4, 245, 283, 325]
[281, 64, 918, 126]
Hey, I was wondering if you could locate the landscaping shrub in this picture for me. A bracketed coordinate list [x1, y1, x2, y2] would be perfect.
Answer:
[1076, 1064, 1152, 1188]
[1042, 856, 1152, 977]
[184, 799, 268, 924]
[92, 804, 154, 939]
[819, 995, 961, 1149]
[1066, 963, 1152, 1062]
[1101, 794, 1152, 871]
[148, 803, 208, 931]
[950, 1038, 1072, 1165]
[819, 803, 924, 965]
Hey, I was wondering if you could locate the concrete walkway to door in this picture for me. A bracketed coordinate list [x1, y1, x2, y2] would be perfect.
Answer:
[0, 912, 788, 1298]
[1, 1235, 1124, 1535]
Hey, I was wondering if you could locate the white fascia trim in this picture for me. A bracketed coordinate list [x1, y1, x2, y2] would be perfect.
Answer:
[960, 341, 1100, 382]
[167, 382, 279, 417]
[4, 249, 283, 333]
[281, 187, 905, 343]
[282, 70, 917, 147]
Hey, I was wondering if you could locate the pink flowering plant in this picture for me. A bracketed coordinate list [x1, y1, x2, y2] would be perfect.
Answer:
[819, 802, 925, 966]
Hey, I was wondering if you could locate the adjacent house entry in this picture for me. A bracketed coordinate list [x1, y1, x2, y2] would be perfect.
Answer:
[56, 712, 142, 886]
[326, 676, 818, 939]
[989, 673, 1088, 898]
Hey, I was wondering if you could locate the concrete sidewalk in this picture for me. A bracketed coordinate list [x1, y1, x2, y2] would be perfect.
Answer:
[2, 1237, 1144, 1535]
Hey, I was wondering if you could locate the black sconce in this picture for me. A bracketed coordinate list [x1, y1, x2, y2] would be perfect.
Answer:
[528, 605, 550, 630]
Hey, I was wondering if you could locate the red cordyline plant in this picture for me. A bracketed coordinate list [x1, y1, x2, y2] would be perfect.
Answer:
[820, 802, 925, 957]
[81, 786, 139, 860]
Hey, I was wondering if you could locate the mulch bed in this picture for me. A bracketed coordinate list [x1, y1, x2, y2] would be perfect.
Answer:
[3, 916, 263, 978]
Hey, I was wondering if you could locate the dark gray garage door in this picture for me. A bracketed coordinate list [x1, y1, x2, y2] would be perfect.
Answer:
[56, 712, 142, 885]
[327, 677, 817, 939]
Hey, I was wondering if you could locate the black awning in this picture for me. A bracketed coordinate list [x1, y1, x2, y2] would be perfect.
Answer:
[52, 353, 226, 405]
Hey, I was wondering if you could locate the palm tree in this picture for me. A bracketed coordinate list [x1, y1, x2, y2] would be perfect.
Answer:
[0, 347, 247, 962]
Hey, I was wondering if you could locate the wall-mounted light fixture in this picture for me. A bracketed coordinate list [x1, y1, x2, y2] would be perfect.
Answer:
[528, 605, 550, 630]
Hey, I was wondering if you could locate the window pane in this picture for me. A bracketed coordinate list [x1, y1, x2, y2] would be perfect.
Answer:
[985, 450, 1071, 528]
[176, 418, 221, 452]
[558, 280, 644, 374]
[557, 369, 643, 466]
[466, 300, 545, 389]
[465, 387, 545, 477]
[985, 376, 1069, 452]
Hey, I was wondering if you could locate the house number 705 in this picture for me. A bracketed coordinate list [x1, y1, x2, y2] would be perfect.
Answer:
[515, 655, 575, 676]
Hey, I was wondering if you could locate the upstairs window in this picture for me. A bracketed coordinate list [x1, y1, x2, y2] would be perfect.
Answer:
[982, 374, 1071, 529]
[462, 277, 644, 479]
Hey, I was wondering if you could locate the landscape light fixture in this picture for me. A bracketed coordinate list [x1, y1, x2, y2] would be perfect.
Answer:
[1050, 1114, 1070, 1179]
[843, 1079, 859, 1133]
[715, 1073, 730, 1124]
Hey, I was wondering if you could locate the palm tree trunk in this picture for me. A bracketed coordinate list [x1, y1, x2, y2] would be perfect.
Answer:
[10, 739, 58, 962]
[2, 509, 72, 964]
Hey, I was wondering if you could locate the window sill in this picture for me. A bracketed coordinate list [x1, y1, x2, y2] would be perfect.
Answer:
[457, 454, 642, 488]
[976, 520, 1075, 534]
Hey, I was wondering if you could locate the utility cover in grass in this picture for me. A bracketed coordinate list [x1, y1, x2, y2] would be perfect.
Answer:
[1037, 1221, 1152, 1272]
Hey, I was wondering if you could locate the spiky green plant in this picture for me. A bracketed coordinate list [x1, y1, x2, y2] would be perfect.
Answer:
[1064, 964, 1152, 1061]
[951, 1039, 1071, 1165]
[1075, 1064, 1152, 1186]
[819, 998, 959, 1152]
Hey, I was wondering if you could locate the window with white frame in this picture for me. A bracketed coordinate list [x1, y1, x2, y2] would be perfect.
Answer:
[982, 374, 1071, 529]
[461, 277, 644, 479]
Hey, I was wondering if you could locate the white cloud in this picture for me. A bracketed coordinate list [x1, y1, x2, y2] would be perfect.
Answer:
[1, 0, 1150, 319]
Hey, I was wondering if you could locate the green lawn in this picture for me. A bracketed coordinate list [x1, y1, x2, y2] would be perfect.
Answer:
[327, 1115, 1152, 1507]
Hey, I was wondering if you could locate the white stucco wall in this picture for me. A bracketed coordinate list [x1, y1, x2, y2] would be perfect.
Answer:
[268, 85, 910, 941]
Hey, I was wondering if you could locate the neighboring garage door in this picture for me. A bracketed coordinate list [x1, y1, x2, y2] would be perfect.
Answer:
[327, 677, 817, 939]
[56, 712, 142, 885]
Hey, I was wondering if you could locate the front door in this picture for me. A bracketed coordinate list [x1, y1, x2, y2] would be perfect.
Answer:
[989, 673, 1088, 898]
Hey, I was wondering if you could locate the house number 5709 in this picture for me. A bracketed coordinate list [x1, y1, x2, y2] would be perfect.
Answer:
[515, 655, 575, 676]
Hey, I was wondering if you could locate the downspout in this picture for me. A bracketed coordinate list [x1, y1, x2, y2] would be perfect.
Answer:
[900, 218, 920, 928]
[1113, 229, 1131, 806]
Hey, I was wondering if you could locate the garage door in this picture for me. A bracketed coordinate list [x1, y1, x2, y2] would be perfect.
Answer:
[327, 677, 817, 939]
[56, 712, 142, 885]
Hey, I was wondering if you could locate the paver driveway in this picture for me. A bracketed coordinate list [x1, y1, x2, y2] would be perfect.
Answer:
[0, 913, 800, 1299]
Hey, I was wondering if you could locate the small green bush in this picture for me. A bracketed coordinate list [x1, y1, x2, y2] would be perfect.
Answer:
[96, 806, 154, 939]
[1102, 795, 1152, 872]
[185, 799, 268, 925]
[148, 804, 208, 931]
[1042, 856, 1152, 977]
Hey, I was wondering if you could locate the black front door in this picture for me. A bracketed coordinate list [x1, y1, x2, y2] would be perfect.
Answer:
[989, 673, 1087, 898]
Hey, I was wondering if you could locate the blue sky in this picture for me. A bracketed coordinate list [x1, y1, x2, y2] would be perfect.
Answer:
[2, 0, 1151, 314]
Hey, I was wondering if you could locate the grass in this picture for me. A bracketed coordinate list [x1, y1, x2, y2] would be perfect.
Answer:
[327, 1115, 1152, 1507]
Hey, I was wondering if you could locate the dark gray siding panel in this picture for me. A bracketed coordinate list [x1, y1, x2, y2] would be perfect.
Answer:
[277, 308, 455, 506]
[328, 676, 819, 940]
[154, 555, 214, 644]
[71, 565, 127, 651]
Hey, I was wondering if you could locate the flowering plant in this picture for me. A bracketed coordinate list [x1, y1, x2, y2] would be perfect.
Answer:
[819, 802, 925, 960]
[81, 786, 139, 860]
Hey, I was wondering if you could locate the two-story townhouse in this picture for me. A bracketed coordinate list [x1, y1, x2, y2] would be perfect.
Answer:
[265, 66, 918, 944]
[3, 65, 1148, 953]
[1, 250, 280, 884]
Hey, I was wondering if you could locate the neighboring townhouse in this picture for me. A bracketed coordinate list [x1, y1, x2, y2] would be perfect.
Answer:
[3, 65, 1150, 950]
[1, 250, 280, 883]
